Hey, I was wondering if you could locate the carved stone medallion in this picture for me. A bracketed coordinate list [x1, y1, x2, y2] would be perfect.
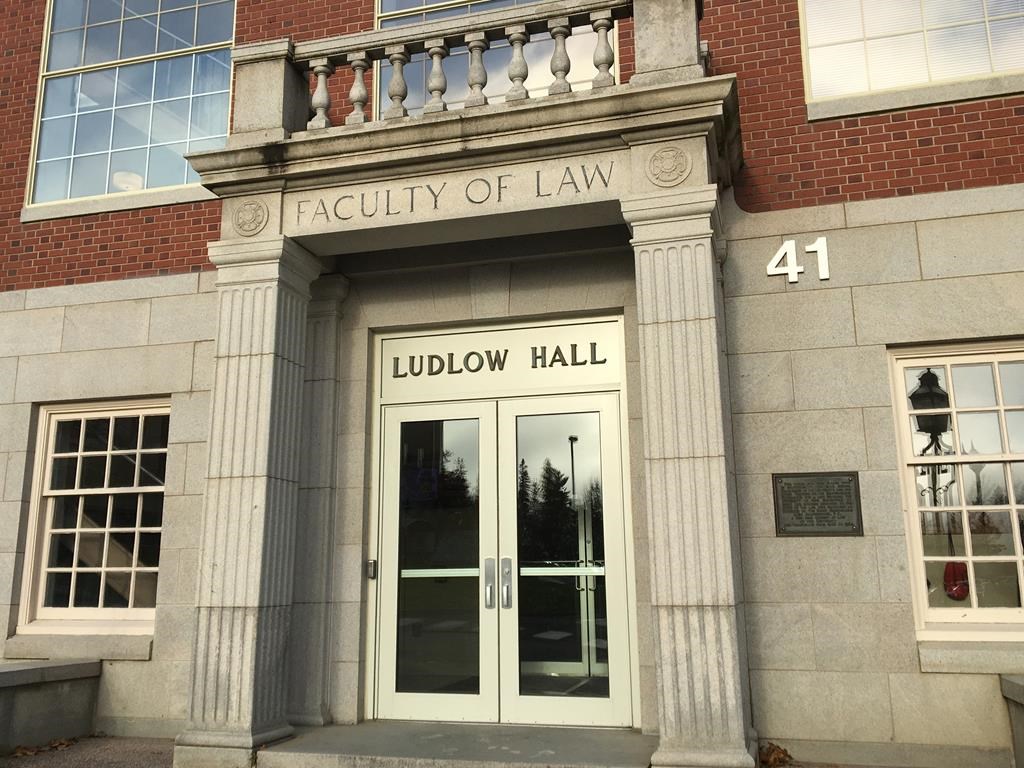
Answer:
[233, 199, 270, 237]
[646, 146, 693, 188]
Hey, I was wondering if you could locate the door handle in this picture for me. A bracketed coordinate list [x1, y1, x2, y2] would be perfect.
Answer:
[484, 558, 496, 609]
[500, 557, 513, 609]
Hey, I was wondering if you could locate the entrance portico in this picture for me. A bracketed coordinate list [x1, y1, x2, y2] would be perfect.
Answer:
[173, 4, 751, 764]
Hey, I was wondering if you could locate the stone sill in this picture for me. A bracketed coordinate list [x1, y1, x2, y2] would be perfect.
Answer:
[21, 184, 217, 223]
[806, 72, 1024, 122]
[0, 659, 101, 689]
[919, 641, 1024, 675]
[5, 633, 152, 662]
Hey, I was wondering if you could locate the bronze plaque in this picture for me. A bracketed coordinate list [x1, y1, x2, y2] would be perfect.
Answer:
[773, 472, 863, 537]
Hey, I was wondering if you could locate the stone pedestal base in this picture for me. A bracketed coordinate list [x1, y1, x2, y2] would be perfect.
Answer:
[651, 743, 757, 768]
[173, 744, 256, 768]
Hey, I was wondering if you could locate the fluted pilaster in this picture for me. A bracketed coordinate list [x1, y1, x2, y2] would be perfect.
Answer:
[288, 275, 349, 725]
[175, 237, 322, 767]
[622, 188, 755, 768]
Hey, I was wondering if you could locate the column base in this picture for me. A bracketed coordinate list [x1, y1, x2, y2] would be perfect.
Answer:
[173, 744, 256, 768]
[651, 742, 757, 768]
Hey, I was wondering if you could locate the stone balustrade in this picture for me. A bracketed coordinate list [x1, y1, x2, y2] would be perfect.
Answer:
[291, 0, 633, 129]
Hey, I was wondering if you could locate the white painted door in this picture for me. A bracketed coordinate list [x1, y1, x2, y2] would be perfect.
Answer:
[376, 393, 631, 726]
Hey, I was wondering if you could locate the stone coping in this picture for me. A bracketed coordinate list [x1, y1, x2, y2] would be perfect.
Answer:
[0, 659, 101, 689]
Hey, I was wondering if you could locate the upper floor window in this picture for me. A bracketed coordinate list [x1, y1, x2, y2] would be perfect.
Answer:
[892, 347, 1024, 633]
[31, 0, 234, 205]
[803, 0, 1024, 101]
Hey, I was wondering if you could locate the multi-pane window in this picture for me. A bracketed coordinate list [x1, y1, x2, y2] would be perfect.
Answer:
[377, 0, 602, 114]
[803, 0, 1024, 100]
[32, 0, 234, 204]
[895, 350, 1024, 624]
[33, 404, 169, 618]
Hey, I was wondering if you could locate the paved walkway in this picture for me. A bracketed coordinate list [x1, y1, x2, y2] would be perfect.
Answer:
[0, 735, 879, 768]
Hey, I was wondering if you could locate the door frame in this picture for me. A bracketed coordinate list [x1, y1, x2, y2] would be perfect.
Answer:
[364, 317, 640, 728]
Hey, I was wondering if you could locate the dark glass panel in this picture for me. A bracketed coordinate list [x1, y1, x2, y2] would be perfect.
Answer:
[109, 455, 138, 487]
[44, 572, 73, 607]
[51, 457, 79, 490]
[104, 572, 131, 607]
[113, 416, 140, 449]
[398, 420, 479, 570]
[112, 494, 139, 527]
[139, 453, 166, 485]
[83, 418, 110, 451]
[80, 456, 108, 488]
[82, 494, 109, 528]
[53, 496, 81, 529]
[141, 493, 163, 527]
[55, 420, 82, 453]
[137, 532, 161, 566]
[73, 572, 102, 607]
[141, 414, 169, 448]
[396, 576, 479, 693]
[134, 572, 158, 607]
[108, 532, 136, 567]
[48, 534, 76, 567]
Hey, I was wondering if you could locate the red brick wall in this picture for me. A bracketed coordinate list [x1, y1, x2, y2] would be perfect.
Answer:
[0, 2, 222, 292]
[701, 0, 1024, 212]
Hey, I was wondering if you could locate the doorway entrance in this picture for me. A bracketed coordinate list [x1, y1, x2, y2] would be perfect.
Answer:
[375, 392, 632, 726]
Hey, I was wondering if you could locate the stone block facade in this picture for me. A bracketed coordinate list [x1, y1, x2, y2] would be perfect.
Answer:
[1, 0, 1023, 766]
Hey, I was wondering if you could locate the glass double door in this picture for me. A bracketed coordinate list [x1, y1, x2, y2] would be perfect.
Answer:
[376, 393, 632, 726]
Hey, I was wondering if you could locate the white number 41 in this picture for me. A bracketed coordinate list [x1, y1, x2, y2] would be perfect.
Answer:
[766, 237, 830, 283]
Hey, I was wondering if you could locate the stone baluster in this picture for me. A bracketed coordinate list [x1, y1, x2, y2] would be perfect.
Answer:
[620, 184, 756, 768]
[547, 19, 572, 95]
[346, 52, 369, 125]
[464, 32, 489, 107]
[173, 236, 323, 768]
[505, 26, 530, 101]
[307, 58, 335, 129]
[384, 46, 410, 119]
[424, 40, 449, 114]
[591, 12, 614, 88]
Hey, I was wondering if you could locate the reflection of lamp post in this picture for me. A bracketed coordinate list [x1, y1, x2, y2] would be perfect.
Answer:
[910, 368, 953, 504]
[966, 442, 984, 506]
[568, 435, 579, 506]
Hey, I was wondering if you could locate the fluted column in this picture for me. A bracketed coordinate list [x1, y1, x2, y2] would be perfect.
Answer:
[174, 236, 322, 768]
[621, 186, 756, 768]
[288, 275, 350, 725]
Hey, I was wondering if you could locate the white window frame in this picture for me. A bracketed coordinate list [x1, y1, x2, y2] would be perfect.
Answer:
[18, 399, 171, 636]
[798, 0, 1024, 121]
[21, 0, 235, 222]
[891, 341, 1024, 642]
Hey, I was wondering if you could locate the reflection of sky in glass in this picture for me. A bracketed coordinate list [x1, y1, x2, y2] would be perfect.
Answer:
[517, 412, 601, 496]
[443, 419, 479, 497]
[805, 0, 1024, 98]
[952, 364, 996, 407]
[1001, 363, 1024, 405]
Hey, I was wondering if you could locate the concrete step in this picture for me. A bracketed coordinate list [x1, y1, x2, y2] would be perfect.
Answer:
[258, 721, 658, 768]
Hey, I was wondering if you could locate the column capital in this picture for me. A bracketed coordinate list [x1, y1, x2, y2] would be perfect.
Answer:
[309, 274, 350, 308]
[621, 186, 724, 264]
[209, 236, 324, 295]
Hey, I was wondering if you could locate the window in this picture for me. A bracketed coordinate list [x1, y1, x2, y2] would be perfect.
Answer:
[376, 0, 604, 115]
[893, 347, 1024, 631]
[22, 402, 170, 627]
[802, 0, 1024, 103]
[30, 0, 234, 205]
